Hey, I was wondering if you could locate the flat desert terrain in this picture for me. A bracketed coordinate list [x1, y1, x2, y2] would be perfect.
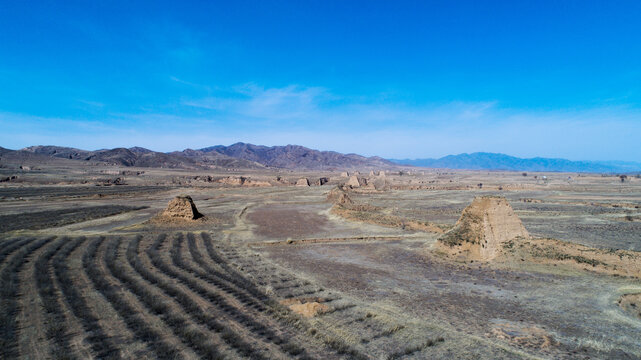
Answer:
[1, 164, 640, 359]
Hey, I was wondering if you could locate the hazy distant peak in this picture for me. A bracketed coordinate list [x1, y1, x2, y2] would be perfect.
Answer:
[391, 153, 641, 173]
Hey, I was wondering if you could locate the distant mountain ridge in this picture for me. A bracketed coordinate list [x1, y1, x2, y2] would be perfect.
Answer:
[7, 145, 638, 172]
[202, 142, 396, 170]
[8, 143, 397, 170]
[390, 152, 641, 173]
[20, 145, 263, 169]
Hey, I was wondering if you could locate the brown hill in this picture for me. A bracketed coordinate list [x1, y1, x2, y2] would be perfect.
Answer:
[174, 149, 265, 169]
[200, 142, 398, 170]
[16, 142, 401, 170]
[21, 145, 93, 160]
[438, 196, 529, 260]
[85, 148, 138, 166]
[0, 147, 84, 168]
[20, 146, 206, 169]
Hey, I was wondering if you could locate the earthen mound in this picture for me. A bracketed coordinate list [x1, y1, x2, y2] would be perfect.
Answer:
[326, 186, 353, 205]
[161, 195, 203, 220]
[316, 177, 329, 186]
[439, 196, 529, 260]
[217, 176, 246, 186]
[296, 178, 310, 186]
[243, 179, 272, 187]
[345, 175, 365, 188]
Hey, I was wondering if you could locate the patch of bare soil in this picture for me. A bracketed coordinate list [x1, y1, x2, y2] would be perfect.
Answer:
[246, 205, 329, 238]
[327, 185, 446, 233]
[333, 205, 446, 232]
[488, 320, 557, 350]
[331, 202, 446, 234]
[280, 297, 329, 317]
[618, 293, 641, 318]
[250, 235, 405, 246]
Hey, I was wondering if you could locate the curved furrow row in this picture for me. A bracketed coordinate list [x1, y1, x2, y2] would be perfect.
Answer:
[0, 236, 54, 359]
[205, 239, 323, 301]
[0, 236, 25, 252]
[200, 232, 272, 299]
[0, 237, 35, 266]
[191, 233, 371, 360]
[34, 237, 81, 359]
[200, 233, 369, 360]
[82, 236, 182, 360]
[131, 234, 265, 359]
[174, 235, 277, 331]
[112, 235, 225, 360]
[179, 233, 315, 357]
[186, 233, 273, 310]
[54, 236, 121, 359]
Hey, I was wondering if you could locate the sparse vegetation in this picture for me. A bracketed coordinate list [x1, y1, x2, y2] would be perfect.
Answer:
[531, 246, 606, 267]
[2, 165, 641, 359]
[83, 237, 180, 359]
[0, 205, 147, 232]
[120, 235, 227, 359]
[387, 337, 445, 359]
[0, 237, 52, 358]
[34, 237, 77, 358]
[54, 236, 121, 359]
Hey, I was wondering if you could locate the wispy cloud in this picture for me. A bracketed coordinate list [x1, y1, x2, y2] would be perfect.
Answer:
[76, 99, 105, 108]
[183, 84, 330, 122]
[169, 76, 213, 92]
[2, 84, 641, 161]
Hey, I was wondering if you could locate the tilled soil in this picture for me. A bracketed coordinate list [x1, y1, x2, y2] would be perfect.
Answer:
[247, 204, 329, 238]
[0, 205, 147, 232]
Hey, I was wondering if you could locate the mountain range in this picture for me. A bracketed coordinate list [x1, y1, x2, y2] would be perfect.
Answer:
[0, 143, 397, 171]
[2, 144, 639, 173]
[390, 152, 641, 173]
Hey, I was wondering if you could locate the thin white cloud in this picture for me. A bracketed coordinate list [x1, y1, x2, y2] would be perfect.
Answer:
[169, 76, 213, 92]
[2, 84, 641, 161]
[76, 99, 105, 108]
[184, 84, 330, 122]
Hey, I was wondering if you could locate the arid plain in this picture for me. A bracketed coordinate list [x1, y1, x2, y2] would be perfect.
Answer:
[1, 162, 640, 359]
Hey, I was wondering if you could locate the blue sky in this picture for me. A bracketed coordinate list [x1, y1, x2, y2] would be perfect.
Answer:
[1, 1, 640, 160]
